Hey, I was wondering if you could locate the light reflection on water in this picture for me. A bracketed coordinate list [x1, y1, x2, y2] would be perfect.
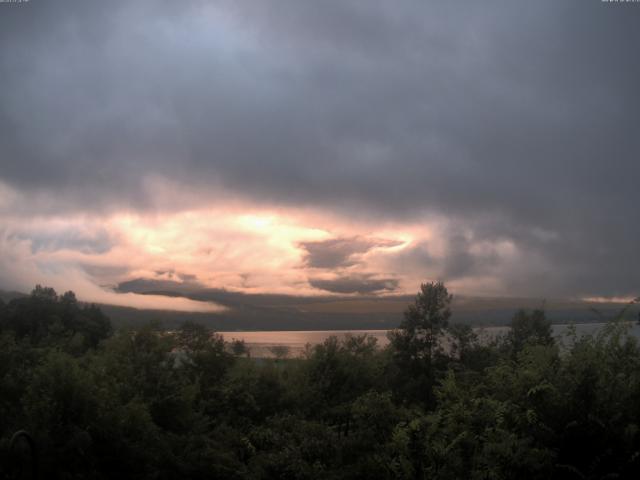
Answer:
[219, 322, 640, 358]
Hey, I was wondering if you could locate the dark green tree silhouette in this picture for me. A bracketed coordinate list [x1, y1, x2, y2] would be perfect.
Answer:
[507, 308, 553, 355]
[230, 338, 249, 357]
[388, 281, 452, 406]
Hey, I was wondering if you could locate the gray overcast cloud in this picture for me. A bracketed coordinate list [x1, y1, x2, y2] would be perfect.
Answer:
[1, 0, 639, 300]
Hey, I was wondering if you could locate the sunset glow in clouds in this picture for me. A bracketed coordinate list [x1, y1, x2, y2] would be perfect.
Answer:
[1, 0, 639, 309]
[0, 176, 524, 306]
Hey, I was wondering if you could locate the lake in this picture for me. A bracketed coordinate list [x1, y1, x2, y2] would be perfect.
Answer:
[219, 322, 640, 358]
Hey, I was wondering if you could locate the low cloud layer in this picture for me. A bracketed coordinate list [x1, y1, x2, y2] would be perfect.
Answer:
[309, 274, 399, 295]
[1, 1, 639, 305]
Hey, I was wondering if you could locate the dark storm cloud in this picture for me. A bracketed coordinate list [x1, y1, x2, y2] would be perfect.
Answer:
[1, 0, 640, 296]
[309, 274, 399, 295]
[300, 236, 402, 268]
[387, 227, 502, 282]
[115, 276, 392, 304]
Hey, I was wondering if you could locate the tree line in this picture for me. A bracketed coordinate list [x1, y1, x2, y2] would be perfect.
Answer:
[0, 282, 639, 479]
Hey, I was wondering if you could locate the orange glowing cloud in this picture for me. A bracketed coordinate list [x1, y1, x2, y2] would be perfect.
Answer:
[0, 188, 527, 309]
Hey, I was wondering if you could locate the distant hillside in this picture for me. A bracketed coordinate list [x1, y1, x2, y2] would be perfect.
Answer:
[0, 290, 27, 303]
[3, 286, 637, 331]
[114, 278, 640, 329]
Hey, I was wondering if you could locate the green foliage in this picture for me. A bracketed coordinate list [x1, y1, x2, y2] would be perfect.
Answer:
[391, 281, 453, 360]
[269, 345, 291, 360]
[388, 281, 453, 407]
[304, 334, 384, 414]
[0, 285, 112, 352]
[231, 338, 250, 357]
[3, 284, 640, 479]
[506, 308, 553, 355]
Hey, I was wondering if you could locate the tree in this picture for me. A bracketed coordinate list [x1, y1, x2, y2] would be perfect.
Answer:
[389, 281, 453, 361]
[447, 323, 477, 364]
[388, 281, 453, 406]
[507, 308, 553, 355]
[78, 304, 112, 348]
[0, 286, 111, 351]
[231, 338, 249, 357]
[304, 334, 383, 419]
[269, 345, 291, 361]
[176, 321, 211, 353]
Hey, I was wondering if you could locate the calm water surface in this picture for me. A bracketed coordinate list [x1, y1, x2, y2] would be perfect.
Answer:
[219, 323, 640, 358]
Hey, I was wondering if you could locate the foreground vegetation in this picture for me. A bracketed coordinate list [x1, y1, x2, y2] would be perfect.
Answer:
[1, 283, 640, 479]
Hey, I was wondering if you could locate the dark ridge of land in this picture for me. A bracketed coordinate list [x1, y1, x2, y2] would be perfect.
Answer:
[0, 290, 27, 303]
[3, 287, 637, 331]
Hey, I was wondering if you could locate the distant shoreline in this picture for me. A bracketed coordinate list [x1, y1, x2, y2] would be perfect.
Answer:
[217, 322, 640, 358]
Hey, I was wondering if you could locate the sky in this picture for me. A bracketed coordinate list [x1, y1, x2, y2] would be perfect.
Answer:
[1, 0, 639, 310]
